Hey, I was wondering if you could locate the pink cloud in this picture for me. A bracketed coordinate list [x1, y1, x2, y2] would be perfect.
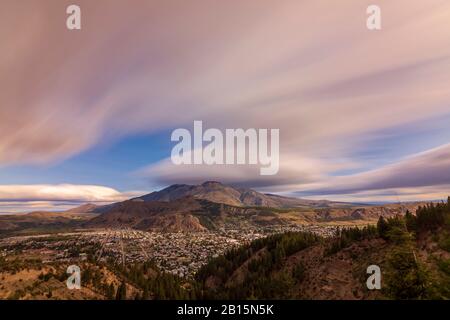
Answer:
[1, 1, 450, 200]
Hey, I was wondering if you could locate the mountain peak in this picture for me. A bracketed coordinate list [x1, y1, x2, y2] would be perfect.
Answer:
[201, 181, 224, 187]
[136, 181, 316, 208]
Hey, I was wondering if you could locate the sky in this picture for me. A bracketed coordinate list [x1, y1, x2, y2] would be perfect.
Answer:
[1, 0, 450, 212]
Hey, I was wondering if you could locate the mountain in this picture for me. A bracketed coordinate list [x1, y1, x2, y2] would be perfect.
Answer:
[84, 182, 428, 232]
[135, 181, 345, 208]
[0, 182, 427, 234]
[84, 196, 291, 232]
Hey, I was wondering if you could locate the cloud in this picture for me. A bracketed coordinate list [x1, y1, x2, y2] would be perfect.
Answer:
[298, 186, 450, 204]
[140, 148, 357, 188]
[1, 1, 450, 200]
[0, 184, 140, 203]
[297, 144, 450, 199]
[0, 184, 147, 214]
[0, 201, 82, 215]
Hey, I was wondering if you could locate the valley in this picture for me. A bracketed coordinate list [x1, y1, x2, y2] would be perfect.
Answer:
[0, 224, 339, 279]
[0, 182, 448, 300]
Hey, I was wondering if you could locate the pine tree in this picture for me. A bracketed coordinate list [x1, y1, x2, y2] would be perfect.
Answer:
[385, 246, 429, 299]
[405, 210, 417, 232]
[377, 216, 389, 239]
[142, 285, 149, 300]
[115, 281, 127, 300]
[106, 283, 115, 300]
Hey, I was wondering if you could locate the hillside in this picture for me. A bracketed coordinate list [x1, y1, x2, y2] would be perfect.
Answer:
[85, 197, 208, 232]
[84, 197, 293, 232]
[195, 200, 450, 299]
[65, 203, 99, 214]
[23, 203, 99, 218]
[0, 259, 143, 300]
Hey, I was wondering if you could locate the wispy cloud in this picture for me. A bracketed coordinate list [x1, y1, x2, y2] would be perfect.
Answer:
[0, 184, 143, 213]
[0, 184, 135, 202]
[1, 1, 450, 201]
[292, 144, 450, 199]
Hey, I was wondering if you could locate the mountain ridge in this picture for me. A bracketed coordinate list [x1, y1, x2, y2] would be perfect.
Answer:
[134, 181, 350, 208]
[1, 182, 430, 234]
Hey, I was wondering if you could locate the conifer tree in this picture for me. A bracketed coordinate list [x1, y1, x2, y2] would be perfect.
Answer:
[115, 281, 127, 300]
[377, 216, 389, 239]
